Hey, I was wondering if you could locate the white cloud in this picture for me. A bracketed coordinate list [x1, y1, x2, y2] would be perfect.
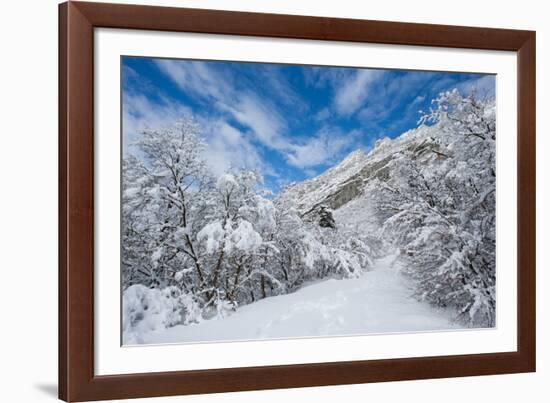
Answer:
[154, 59, 375, 176]
[123, 90, 276, 178]
[358, 102, 390, 124]
[198, 118, 277, 179]
[155, 59, 231, 102]
[260, 67, 308, 112]
[286, 137, 331, 168]
[217, 94, 289, 151]
[456, 75, 496, 98]
[334, 69, 384, 116]
[155, 60, 292, 154]
[123, 94, 270, 179]
[356, 74, 437, 127]
[122, 93, 191, 152]
[285, 127, 361, 169]
[314, 107, 331, 122]
[303, 168, 319, 178]
[218, 122, 242, 146]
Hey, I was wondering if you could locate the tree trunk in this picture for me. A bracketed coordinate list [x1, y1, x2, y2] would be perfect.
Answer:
[261, 275, 266, 299]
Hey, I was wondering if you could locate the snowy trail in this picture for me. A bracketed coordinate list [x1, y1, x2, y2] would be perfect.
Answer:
[139, 255, 458, 344]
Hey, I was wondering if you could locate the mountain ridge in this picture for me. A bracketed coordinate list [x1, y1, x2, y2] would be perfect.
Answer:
[277, 124, 437, 222]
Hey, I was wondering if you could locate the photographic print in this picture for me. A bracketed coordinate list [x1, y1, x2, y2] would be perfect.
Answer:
[121, 57, 496, 345]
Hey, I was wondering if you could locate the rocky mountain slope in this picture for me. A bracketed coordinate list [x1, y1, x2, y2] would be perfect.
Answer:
[277, 124, 442, 223]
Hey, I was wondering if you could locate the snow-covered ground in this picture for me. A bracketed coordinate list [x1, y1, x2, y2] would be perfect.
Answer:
[133, 254, 458, 345]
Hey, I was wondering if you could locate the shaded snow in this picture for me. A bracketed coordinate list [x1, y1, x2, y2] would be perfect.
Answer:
[132, 254, 458, 345]
[333, 189, 380, 236]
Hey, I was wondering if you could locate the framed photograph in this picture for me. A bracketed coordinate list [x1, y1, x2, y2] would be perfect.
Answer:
[59, 1, 536, 401]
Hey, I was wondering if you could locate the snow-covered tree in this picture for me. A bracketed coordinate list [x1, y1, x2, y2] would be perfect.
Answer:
[122, 117, 214, 292]
[372, 90, 496, 326]
[195, 171, 281, 315]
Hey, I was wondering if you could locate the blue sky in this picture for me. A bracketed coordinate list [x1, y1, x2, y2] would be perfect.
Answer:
[122, 56, 495, 193]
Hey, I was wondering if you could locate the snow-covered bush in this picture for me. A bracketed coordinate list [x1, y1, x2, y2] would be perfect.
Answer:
[122, 284, 202, 344]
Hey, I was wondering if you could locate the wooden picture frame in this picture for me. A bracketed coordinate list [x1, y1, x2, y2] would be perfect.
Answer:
[59, 1, 536, 401]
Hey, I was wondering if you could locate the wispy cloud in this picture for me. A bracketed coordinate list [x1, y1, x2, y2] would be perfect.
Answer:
[314, 107, 331, 122]
[456, 75, 496, 98]
[356, 72, 456, 136]
[197, 118, 274, 178]
[286, 127, 362, 169]
[217, 94, 289, 151]
[258, 66, 308, 113]
[155, 59, 292, 154]
[303, 67, 386, 117]
[123, 90, 274, 179]
[122, 92, 192, 152]
[334, 69, 385, 116]
[154, 59, 354, 173]
[155, 59, 231, 102]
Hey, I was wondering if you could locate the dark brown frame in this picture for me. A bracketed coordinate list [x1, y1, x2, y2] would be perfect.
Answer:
[59, 1, 536, 401]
